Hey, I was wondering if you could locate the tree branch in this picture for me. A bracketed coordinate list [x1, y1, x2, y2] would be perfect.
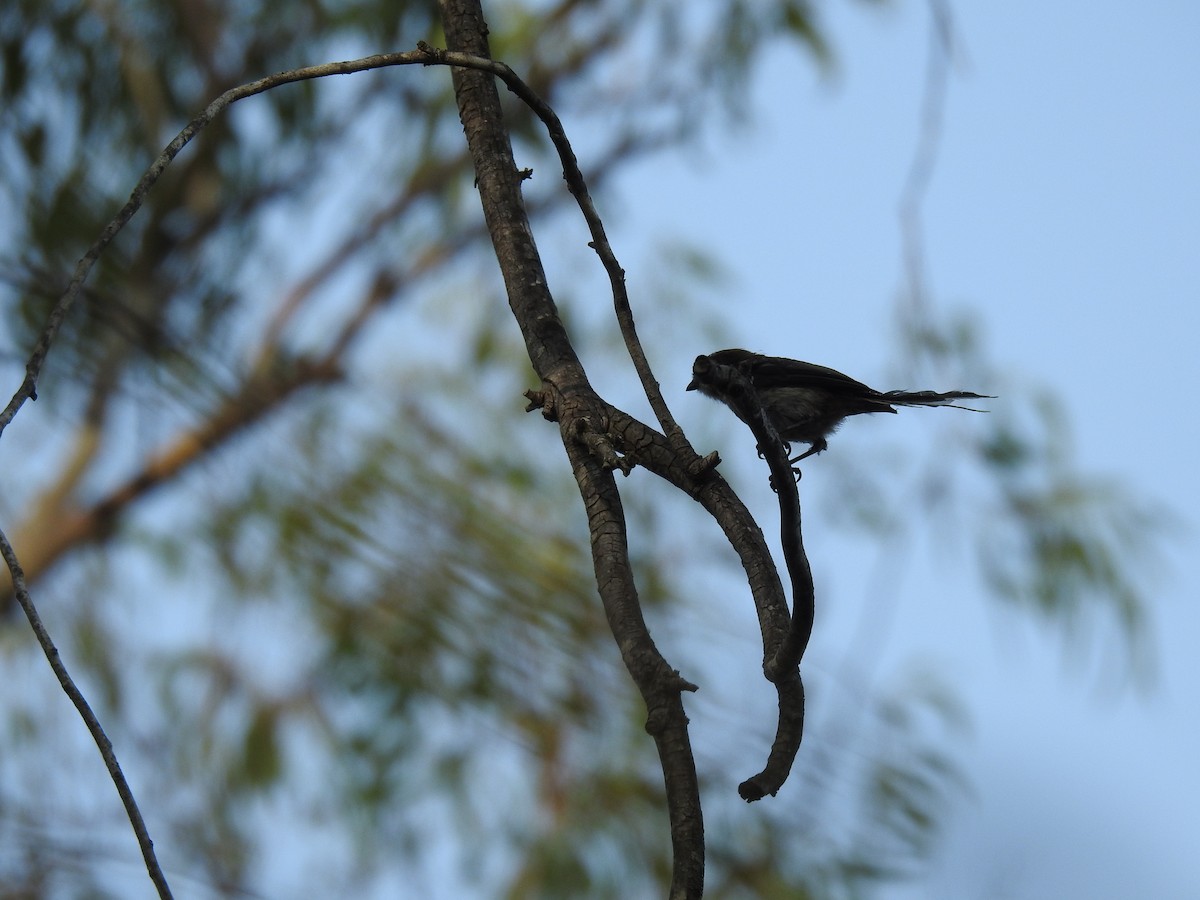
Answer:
[414, 39, 685, 440]
[0, 527, 175, 900]
[606, 401, 808, 800]
[688, 362, 814, 799]
[0, 14, 815, 893]
[440, 1, 704, 894]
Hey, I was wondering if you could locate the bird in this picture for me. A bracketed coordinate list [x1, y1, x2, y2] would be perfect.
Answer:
[687, 348, 991, 462]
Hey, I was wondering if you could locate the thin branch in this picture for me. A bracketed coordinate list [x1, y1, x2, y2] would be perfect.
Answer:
[414, 40, 684, 441]
[0, 527, 175, 900]
[0, 48, 481, 441]
[898, 0, 957, 315]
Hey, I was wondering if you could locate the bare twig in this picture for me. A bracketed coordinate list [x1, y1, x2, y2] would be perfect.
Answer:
[0, 527, 175, 899]
[898, 0, 958, 315]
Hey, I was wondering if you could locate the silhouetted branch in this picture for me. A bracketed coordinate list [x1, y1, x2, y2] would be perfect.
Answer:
[441, 1, 706, 894]
[0, 528, 175, 900]
[0, 12, 812, 895]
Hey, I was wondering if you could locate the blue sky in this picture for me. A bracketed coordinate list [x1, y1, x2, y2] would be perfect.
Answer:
[597, 1, 1199, 896]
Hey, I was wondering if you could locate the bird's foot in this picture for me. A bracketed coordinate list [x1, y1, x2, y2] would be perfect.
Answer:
[768, 467, 802, 493]
[787, 438, 827, 466]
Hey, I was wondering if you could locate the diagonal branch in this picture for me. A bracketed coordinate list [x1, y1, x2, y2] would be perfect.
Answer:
[0, 527, 175, 900]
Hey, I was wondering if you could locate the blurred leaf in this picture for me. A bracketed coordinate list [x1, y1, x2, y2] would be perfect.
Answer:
[239, 703, 284, 787]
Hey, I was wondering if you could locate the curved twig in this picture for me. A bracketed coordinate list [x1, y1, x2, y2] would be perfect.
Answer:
[603, 403, 807, 800]
[718, 373, 814, 799]
[0, 49, 404, 437]
[661, 359, 815, 799]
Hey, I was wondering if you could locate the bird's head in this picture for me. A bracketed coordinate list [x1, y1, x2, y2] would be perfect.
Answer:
[685, 354, 714, 393]
[687, 349, 754, 395]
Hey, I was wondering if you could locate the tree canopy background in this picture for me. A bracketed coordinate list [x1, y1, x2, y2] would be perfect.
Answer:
[0, 1, 1194, 897]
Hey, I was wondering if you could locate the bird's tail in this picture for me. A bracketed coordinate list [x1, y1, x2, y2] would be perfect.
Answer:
[882, 390, 993, 412]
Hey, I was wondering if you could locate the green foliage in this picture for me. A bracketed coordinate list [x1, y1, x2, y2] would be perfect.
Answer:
[894, 308, 1166, 677]
[978, 393, 1166, 676]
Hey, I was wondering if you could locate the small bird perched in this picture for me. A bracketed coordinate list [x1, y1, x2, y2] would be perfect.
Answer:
[687, 349, 991, 462]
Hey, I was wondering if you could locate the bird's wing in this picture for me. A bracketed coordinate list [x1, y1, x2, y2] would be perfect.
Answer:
[749, 355, 883, 397]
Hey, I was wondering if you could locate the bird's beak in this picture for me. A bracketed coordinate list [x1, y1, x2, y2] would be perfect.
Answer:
[686, 378, 698, 392]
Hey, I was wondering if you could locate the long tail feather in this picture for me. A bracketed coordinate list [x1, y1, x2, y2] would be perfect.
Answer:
[882, 390, 993, 412]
